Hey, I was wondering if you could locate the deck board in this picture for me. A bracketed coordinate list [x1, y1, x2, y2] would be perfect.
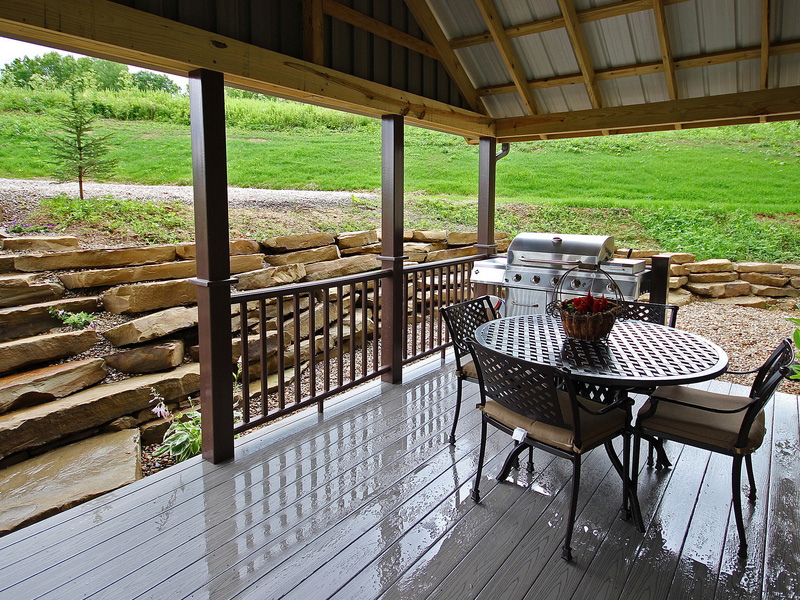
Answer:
[0, 355, 796, 600]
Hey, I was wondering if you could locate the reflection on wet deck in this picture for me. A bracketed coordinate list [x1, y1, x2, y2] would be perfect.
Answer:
[0, 356, 797, 600]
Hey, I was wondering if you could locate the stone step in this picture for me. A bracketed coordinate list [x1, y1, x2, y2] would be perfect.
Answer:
[411, 230, 447, 243]
[0, 429, 140, 535]
[0, 329, 99, 375]
[103, 306, 198, 347]
[0, 274, 65, 308]
[101, 278, 197, 314]
[175, 239, 261, 259]
[264, 245, 339, 267]
[14, 245, 178, 272]
[0, 363, 199, 460]
[0, 358, 107, 415]
[337, 230, 378, 249]
[234, 264, 306, 291]
[261, 233, 335, 252]
[0, 296, 99, 343]
[59, 254, 264, 289]
[0, 236, 79, 252]
[427, 246, 477, 262]
[104, 340, 184, 374]
[303, 255, 380, 282]
[684, 259, 734, 274]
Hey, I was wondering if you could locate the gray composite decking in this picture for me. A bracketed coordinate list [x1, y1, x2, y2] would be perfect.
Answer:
[0, 354, 797, 600]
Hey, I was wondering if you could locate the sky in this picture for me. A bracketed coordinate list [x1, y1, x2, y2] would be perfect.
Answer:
[0, 36, 189, 88]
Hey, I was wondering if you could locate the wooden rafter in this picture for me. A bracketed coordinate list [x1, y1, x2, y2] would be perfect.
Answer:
[761, 0, 770, 89]
[495, 85, 800, 140]
[403, 0, 484, 113]
[302, 0, 324, 65]
[557, 0, 602, 109]
[474, 0, 539, 114]
[652, 0, 677, 100]
[0, 0, 493, 138]
[476, 40, 800, 97]
[450, 0, 689, 51]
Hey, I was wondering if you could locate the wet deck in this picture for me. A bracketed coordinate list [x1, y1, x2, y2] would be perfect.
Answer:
[0, 355, 797, 600]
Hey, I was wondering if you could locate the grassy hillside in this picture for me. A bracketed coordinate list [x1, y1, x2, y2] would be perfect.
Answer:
[0, 86, 798, 261]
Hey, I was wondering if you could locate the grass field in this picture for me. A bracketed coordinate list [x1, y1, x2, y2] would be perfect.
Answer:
[0, 87, 798, 261]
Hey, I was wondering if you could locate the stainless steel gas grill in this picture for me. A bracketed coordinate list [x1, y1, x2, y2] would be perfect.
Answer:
[471, 233, 650, 317]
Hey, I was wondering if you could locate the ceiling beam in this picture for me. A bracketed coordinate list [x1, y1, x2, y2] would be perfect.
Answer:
[0, 0, 493, 138]
[761, 0, 770, 89]
[474, 0, 539, 114]
[652, 0, 677, 100]
[557, 0, 602, 109]
[495, 85, 800, 140]
[302, 0, 324, 65]
[450, 0, 689, 51]
[403, 0, 484, 113]
[476, 40, 800, 97]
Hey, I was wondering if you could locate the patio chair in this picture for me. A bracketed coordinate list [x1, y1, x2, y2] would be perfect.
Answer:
[440, 296, 497, 444]
[633, 338, 795, 556]
[468, 341, 637, 562]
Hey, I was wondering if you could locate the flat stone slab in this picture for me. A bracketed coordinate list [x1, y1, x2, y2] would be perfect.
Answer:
[262, 233, 335, 252]
[342, 242, 382, 256]
[264, 245, 339, 267]
[427, 246, 477, 262]
[0, 429, 141, 535]
[101, 279, 197, 314]
[687, 272, 738, 283]
[0, 274, 65, 308]
[0, 296, 99, 343]
[0, 358, 107, 414]
[750, 284, 800, 297]
[59, 254, 264, 289]
[446, 232, 478, 246]
[496, 239, 510, 253]
[403, 242, 447, 254]
[1, 236, 79, 252]
[0, 329, 99, 375]
[658, 252, 696, 264]
[783, 264, 800, 276]
[411, 230, 447, 243]
[670, 264, 689, 276]
[15, 245, 177, 272]
[735, 262, 783, 274]
[303, 255, 380, 282]
[0, 363, 199, 460]
[710, 297, 773, 308]
[669, 276, 688, 289]
[337, 230, 378, 249]
[235, 264, 307, 291]
[686, 281, 750, 298]
[104, 340, 184, 374]
[739, 272, 789, 286]
[175, 239, 261, 259]
[103, 306, 198, 347]
[684, 259, 734, 273]
[0, 256, 15, 274]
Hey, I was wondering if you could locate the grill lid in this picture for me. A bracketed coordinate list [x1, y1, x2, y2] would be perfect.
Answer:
[507, 233, 616, 268]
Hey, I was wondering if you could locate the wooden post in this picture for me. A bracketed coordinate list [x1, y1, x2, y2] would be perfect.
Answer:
[379, 115, 405, 384]
[650, 254, 671, 305]
[475, 136, 498, 297]
[189, 69, 235, 464]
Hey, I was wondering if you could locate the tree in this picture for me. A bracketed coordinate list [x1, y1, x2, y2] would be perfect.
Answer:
[132, 71, 180, 94]
[49, 86, 116, 200]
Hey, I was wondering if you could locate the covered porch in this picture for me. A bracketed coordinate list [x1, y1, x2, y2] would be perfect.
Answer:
[0, 355, 796, 599]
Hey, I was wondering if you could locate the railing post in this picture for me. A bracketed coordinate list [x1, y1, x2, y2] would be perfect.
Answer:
[189, 69, 235, 464]
[379, 115, 405, 384]
[475, 136, 498, 297]
[650, 254, 672, 305]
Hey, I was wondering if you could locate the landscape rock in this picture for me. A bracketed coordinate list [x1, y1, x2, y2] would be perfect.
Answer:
[262, 233, 335, 252]
[735, 262, 783, 274]
[264, 245, 339, 266]
[0, 429, 141, 535]
[0, 363, 199, 459]
[618, 249, 659, 259]
[738, 272, 789, 286]
[791, 277, 800, 289]
[783, 264, 800, 276]
[0, 329, 99, 375]
[230, 331, 289, 364]
[427, 247, 477, 262]
[685, 281, 750, 298]
[337, 230, 378, 249]
[411, 230, 447, 243]
[496, 239, 511, 253]
[749, 284, 800, 298]
[59, 254, 264, 289]
[1, 236, 79, 252]
[710, 296, 773, 309]
[670, 264, 689, 276]
[687, 272, 738, 283]
[15, 246, 177, 272]
[0, 297, 99, 343]
[104, 340, 184, 374]
[640, 288, 693, 307]
[0, 257, 15, 274]
[0, 274, 65, 308]
[669, 276, 688, 289]
[175, 239, 261, 259]
[684, 259, 734, 274]
[0, 358, 107, 414]
[303, 255, 380, 281]
[140, 418, 171, 445]
[103, 306, 198, 346]
[404, 242, 447, 254]
[235, 263, 306, 291]
[102, 279, 197, 314]
[342, 242, 382, 256]
[446, 232, 478, 246]
[102, 416, 139, 431]
[659, 252, 696, 264]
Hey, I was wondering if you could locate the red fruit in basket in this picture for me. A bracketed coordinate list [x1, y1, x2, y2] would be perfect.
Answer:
[592, 296, 609, 313]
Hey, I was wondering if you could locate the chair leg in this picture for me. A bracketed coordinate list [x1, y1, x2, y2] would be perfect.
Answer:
[631, 433, 645, 532]
[497, 441, 527, 481]
[732, 456, 748, 557]
[562, 456, 581, 562]
[449, 377, 463, 445]
[527, 445, 534, 473]
[647, 439, 655, 467]
[472, 417, 488, 503]
[620, 432, 631, 521]
[745, 454, 757, 501]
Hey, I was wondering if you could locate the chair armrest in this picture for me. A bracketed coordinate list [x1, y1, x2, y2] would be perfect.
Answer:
[646, 394, 753, 415]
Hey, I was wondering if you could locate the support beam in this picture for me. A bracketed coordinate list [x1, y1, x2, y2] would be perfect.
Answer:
[475, 0, 540, 114]
[649, 255, 671, 305]
[380, 115, 405, 384]
[652, 0, 678, 100]
[475, 137, 498, 298]
[303, 0, 324, 65]
[761, 0, 770, 90]
[557, 0, 602, 109]
[188, 69, 234, 464]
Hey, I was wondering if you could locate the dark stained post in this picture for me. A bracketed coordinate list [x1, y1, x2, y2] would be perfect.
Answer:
[380, 114, 405, 384]
[649, 254, 672, 305]
[475, 136, 498, 297]
[189, 69, 235, 463]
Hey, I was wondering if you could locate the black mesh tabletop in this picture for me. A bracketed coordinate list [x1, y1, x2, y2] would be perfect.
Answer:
[474, 314, 729, 387]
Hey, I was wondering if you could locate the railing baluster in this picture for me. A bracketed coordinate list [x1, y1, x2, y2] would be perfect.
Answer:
[349, 283, 356, 383]
[323, 289, 330, 394]
[411, 271, 418, 356]
[239, 301, 250, 425]
[337, 284, 344, 388]
[259, 298, 268, 418]
[277, 293, 285, 411]
[361, 281, 368, 377]
[293, 293, 302, 407]
[372, 276, 379, 373]
[428, 267, 435, 351]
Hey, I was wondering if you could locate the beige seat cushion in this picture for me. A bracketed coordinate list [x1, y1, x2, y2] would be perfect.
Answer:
[480, 391, 626, 454]
[638, 385, 765, 455]
[458, 359, 478, 380]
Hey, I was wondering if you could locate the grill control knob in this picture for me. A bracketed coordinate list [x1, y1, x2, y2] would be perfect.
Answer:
[550, 276, 559, 287]
[513, 274, 522, 282]
[607, 282, 618, 293]
[532, 275, 541, 284]
[570, 279, 582, 290]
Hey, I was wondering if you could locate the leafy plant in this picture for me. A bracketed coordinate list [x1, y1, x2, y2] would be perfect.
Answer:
[789, 317, 800, 381]
[8, 221, 53, 234]
[150, 388, 202, 463]
[47, 307, 95, 329]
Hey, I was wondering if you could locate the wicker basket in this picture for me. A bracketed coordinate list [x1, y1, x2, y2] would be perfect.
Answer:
[560, 301, 619, 341]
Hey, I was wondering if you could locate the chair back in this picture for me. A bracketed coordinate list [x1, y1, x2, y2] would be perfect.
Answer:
[750, 338, 795, 402]
[469, 341, 582, 442]
[441, 296, 497, 359]
[618, 300, 678, 328]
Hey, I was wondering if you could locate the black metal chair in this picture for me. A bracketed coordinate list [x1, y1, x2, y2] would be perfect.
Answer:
[633, 338, 795, 556]
[468, 341, 639, 562]
[440, 296, 497, 444]
[618, 299, 679, 328]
